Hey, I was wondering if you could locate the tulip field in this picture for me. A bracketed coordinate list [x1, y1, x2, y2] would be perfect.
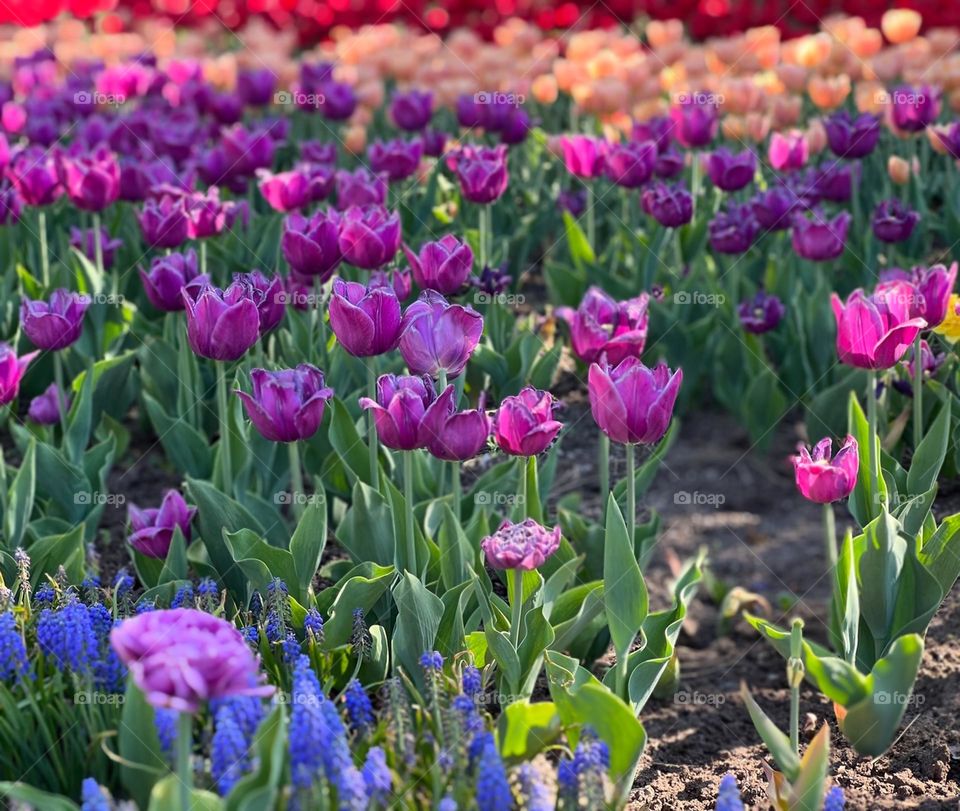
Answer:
[5, 5, 960, 811]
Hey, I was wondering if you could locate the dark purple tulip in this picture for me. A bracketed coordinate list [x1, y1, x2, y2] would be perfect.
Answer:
[338, 205, 401, 270]
[669, 94, 718, 148]
[709, 204, 759, 254]
[335, 168, 388, 210]
[20, 289, 90, 351]
[371, 267, 413, 301]
[58, 146, 120, 212]
[404, 235, 474, 295]
[450, 144, 509, 204]
[0, 180, 22, 225]
[390, 89, 433, 131]
[824, 110, 881, 158]
[499, 105, 531, 145]
[872, 199, 920, 243]
[421, 128, 448, 158]
[237, 69, 276, 107]
[642, 181, 693, 228]
[472, 263, 512, 298]
[791, 210, 851, 262]
[300, 61, 334, 88]
[209, 92, 243, 125]
[284, 272, 314, 311]
[493, 387, 562, 456]
[399, 290, 484, 379]
[556, 286, 649, 365]
[705, 147, 757, 192]
[127, 490, 196, 559]
[654, 147, 684, 179]
[318, 81, 357, 121]
[588, 357, 682, 445]
[281, 210, 342, 279]
[258, 166, 332, 212]
[0, 343, 38, 405]
[632, 116, 673, 152]
[328, 278, 403, 357]
[119, 155, 189, 202]
[558, 135, 605, 179]
[185, 189, 246, 240]
[901, 339, 945, 384]
[455, 94, 484, 128]
[368, 137, 424, 182]
[359, 373, 436, 450]
[233, 271, 285, 335]
[7, 146, 61, 207]
[420, 384, 490, 461]
[182, 282, 260, 362]
[139, 195, 190, 249]
[235, 365, 333, 443]
[140, 249, 201, 312]
[70, 226, 122, 270]
[149, 109, 202, 163]
[557, 187, 587, 217]
[300, 141, 338, 165]
[28, 383, 68, 425]
[738, 290, 785, 334]
[603, 140, 657, 188]
[751, 185, 801, 231]
[813, 164, 853, 203]
[221, 123, 276, 179]
[890, 85, 939, 133]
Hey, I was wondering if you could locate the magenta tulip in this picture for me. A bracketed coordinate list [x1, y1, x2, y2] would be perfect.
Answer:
[328, 278, 403, 357]
[556, 287, 649, 365]
[398, 291, 484, 379]
[588, 357, 682, 445]
[831, 285, 926, 369]
[20, 290, 89, 351]
[404, 235, 474, 295]
[420, 384, 491, 461]
[493, 387, 562, 456]
[235, 365, 333, 443]
[127, 489, 196, 559]
[481, 518, 561, 571]
[0, 343, 38, 405]
[359, 373, 436, 450]
[183, 282, 261, 362]
[338, 205, 401, 270]
[792, 436, 859, 504]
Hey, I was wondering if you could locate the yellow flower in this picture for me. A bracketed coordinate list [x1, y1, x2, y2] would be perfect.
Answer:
[933, 294, 960, 343]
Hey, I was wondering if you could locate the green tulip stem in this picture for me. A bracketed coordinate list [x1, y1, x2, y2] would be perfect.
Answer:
[403, 451, 417, 573]
[788, 619, 805, 756]
[478, 205, 490, 268]
[38, 209, 50, 288]
[199, 239, 208, 280]
[451, 460, 461, 524]
[288, 441, 305, 521]
[217, 363, 233, 492]
[913, 332, 923, 450]
[598, 433, 610, 519]
[626, 442, 636, 543]
[92, 212, 104, 281]
[586, 184, 596, 249]
[509, 567, 523, 651]
[823, 502, 837, 571]
[367, 362, 379, 490]
[176, 711, 192, 811]
[866, 370, 880, 507]
[53, 352, 67, 436]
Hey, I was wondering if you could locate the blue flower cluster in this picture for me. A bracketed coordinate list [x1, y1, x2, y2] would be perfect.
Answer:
[211, 695, 265, 795]
[0, 611, 30, 683]
[35, 597, 124, 690]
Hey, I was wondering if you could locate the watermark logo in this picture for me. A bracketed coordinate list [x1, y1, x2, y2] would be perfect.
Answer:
[75, 691, 125, 705]
[673, 290, 725, 306]
[474, 91, 526, 106]
[873, 691, 924, 707]
[674, 690, 725, 706]
[74, 91, 126, 107]
[74, 491, 125, 506]
[875, 89, 926, 107]
[274, 290, 321, 308]
[78, 293, 125, 307]
[674, 490, 725, 508]
[274, 90, 326, 108]
[673, 91, 724, 106]
[474, 292, 525, 307]
[475, 491, 525, 507]
[274, 491, 325, 506]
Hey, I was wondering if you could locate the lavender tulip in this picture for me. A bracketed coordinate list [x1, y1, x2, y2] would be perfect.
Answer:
[282, 210, 342, 279]
[7, 146, 61, 207]
[70, 226, 122, 270]
[233, 270, 285, 335]
[890, 85, 939, 133]
[140, 249, 201, 312]
[398, 291, 484, 379]
[335, 168, 388, 210]
[368, 137, 423, 182]
[705, 148, 757, 192]
[371, 267, 413, 301]
[127, 490, 197, 559]
[139, 194, 190, 249]
[58, 146, 120, 211]
[21, 290, 89, 350]
[328, 278, 403, 357]
[183, 282, 260, 362]
[235, 365, 333, 443]
[185, 189, 246, 240]
[481, 519, 561, 571]
[872, 199, 920, 243]
[390, 89, 433, 131]
[602, 140, 657, 188]
[556, 286, 649, 365]
[338, 205, 401, 270]
[588, 357, 682, 445]
[237, 68, 276, 106]
[420, 384, 490, 461]
[642, 181, 693, 228]
[359, 373, 436, 450]
[451, 144, 509, 204]
[709, 204, 759, 254]
[738, 290, 785, 334]
[669, 94, 717, 148]
[791, 210, 851, 262]
[0, 343, 38, 405]
[493, 387, 562, 456]
[824, 111, 881, 158]
[404, 235, 474, 295]
[27, 383, 68, 424]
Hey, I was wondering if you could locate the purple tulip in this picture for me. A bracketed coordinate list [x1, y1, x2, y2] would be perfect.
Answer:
[792, 436, 859, 504]
[813, 164, 853, 202]
[632, 116, 673, 152]
[932, 121, 960, 158]
[20, 289, 89, 350]
[220, 123, 276, 180]
[300, 141, 338, 166]
[139, 194, 190, 249]
[654, 147, 684, 179]
[831, 284, 926, 369]
[235, 364, 333, 443]
[335, 168, 388, 210]
[28, 382, 68, 424]
[359, 373, 436, 450]
[481, 518, 561, 571]
[602, 140, 657, 188]
[498, 105, 531, 145]
[421, 128, 449, 157]
[7, 146, 61, 207]
[420, 384, 490, 461]
[368, 137, 424, 182]
[905, 263, 957, 327]
[872, 199, 920, 243]
[127, 489, 197, 559]
[399, 290, 484, 379]
[110, 608, 273, 712]
[390, 89, 433, 131]
[824, 110, 881, 158]
[0, 180, 22, 225]
[237, 68, 276, 107]
[404, 235, 474, 295]
[890, 85, 939, 133]
[751, 185, 801, 231]
[769, 130, 809, 172]
[0, 343, 38, 405]
[185, 189, 247, 240]
[791, 210, 851, 262]
[281, 210, 342, 279]
[258, 166, 333, 212]
[738, 290, 785, 334]
[588, 357, 682, 445]
[371, 266, 413, 301]
[493, 387, 562, 456]
[450, 144, 509, 204]
[642, 181, 693, 228]
[455, 94, 484, 127]
[556, 286, 649, 365]
[233, 270, 285, 335]
[669, 94, 718, 148]
[139, 249, 201, 312]
[557, 187, 587, 218]
[58, 146, 120, 212]
[338, 205, 401, 270]
[182, 282, 261, 362]
[328, 278, 403, 357]
[317, 81, 357, 121]
[709, 204, 759, 254]
[705, 148, 757, 192]
[70, 226, 122, 270]
[557, 135, 605, 179]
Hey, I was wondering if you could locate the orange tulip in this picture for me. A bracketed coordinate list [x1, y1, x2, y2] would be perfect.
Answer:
[531, 74, 559, 105]
[344, 125, 367, 156]
[808, 74, 851, 109]
[881, 9, 922, 45]
[887, 155, 918, 185]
